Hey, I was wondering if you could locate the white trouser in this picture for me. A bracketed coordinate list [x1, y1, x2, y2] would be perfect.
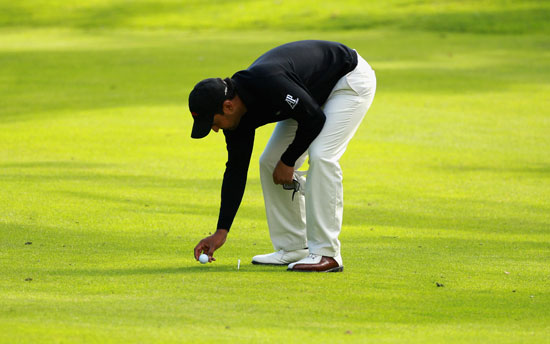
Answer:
[259, 53, 376, 257]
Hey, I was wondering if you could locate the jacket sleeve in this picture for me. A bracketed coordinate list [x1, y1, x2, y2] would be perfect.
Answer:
[268, 74, 326, 167]
[217, 127, 255, 231]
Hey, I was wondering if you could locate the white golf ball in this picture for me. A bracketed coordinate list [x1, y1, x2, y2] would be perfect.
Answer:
[199, 254, 209, 264]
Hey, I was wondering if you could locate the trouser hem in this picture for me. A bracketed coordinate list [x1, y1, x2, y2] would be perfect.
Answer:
[310, 247, 339, 257]
[276, 242, 308, 252]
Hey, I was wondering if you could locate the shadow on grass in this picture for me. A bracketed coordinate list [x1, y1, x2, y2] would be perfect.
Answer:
[59, 189, 226, 217]
[2, 30, 548, 123]
[0, 168, 221, 191]
[345, 199, 550, 237]
[2, 160, 548, 238]
[0, 161, 114, 169]
[4, 218, 548, 284]
[47, 264, 288, 276]
[401, 7, 550, 35]
[432, 163, 550, 176]
[0, 159, 265, 220]
[1, 1, 548, 34]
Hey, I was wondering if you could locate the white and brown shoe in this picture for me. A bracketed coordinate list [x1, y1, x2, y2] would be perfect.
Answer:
[287, 254, 343, 272]
[251, 249, 309, 266]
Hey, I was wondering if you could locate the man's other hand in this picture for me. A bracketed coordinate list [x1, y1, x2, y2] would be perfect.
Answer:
[193, 229, 228, 262]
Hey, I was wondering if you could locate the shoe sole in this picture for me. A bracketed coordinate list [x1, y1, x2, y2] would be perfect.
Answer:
[287, 266, 344, 273]
[251, 260, 288, 266]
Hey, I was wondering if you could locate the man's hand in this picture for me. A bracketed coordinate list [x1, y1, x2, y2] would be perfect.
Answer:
[273, 160, 294, 185]
[193, 229, 228, 262]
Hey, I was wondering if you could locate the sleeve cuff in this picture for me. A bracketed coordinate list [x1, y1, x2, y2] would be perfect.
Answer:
[280, 152, 296, 167]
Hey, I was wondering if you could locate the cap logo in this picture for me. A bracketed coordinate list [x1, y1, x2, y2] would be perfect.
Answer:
[221, 79, 228, 96]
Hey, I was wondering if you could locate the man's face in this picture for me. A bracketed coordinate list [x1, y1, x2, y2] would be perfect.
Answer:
[211, 100, 244, 132]
[211, 113, 239, 132]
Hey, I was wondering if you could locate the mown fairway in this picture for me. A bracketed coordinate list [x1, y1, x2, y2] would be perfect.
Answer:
[1, 1, 549, 343]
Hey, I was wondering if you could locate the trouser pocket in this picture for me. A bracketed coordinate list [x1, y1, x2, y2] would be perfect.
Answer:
[294, 170, 307, 196]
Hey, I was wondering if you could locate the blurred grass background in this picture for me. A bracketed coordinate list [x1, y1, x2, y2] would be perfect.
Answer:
[1, 1, 549, 343]
[1, 0, 549, 34]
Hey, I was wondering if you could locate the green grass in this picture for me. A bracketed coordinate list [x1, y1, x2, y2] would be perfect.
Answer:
[1, 1, 550, 343]
[1, 0, 549, 33]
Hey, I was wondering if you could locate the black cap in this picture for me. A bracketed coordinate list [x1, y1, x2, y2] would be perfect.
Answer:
[188, 78, 228, 139]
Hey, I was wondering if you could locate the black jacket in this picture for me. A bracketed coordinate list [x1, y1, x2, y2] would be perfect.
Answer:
[217, 40, 358, 230]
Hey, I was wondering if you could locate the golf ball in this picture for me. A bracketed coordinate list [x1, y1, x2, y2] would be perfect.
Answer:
[199, 254, 209, 264]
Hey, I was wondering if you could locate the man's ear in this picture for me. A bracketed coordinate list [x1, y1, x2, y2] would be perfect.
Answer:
[222, 99, 234, 114]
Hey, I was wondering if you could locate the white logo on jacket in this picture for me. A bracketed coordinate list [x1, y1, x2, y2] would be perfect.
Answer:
[285, 94, 299, 109]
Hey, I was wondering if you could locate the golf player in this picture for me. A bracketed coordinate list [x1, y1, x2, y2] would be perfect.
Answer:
[190, 40, 376, 272]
